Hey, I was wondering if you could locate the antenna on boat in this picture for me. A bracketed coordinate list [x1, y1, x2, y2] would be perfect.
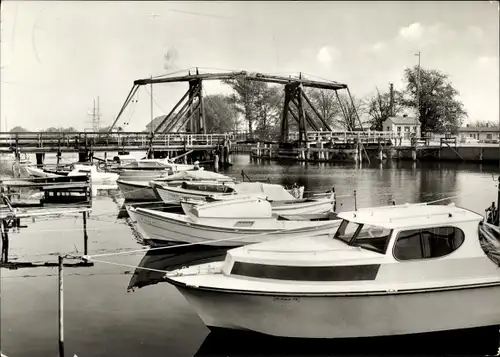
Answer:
[354, 190, 357, 211]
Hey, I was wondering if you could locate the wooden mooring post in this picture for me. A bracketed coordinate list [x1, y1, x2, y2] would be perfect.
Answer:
[0, 220, 9, 263]
[83, 212, 88, 260]
[58, 255, 65, 357]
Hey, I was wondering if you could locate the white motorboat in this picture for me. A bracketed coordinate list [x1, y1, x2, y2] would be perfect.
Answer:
[153, 181, 302, 204]
[25, 163, 119, 186]
[163, 203, 500, 338]
[117, 180, 160, 201]
[117, 170, 236, 201]
[152, 181, 237, 203]
[153, 181, 333, 215]
[24, 165, 61, 178]
[126, 196, 342, 247]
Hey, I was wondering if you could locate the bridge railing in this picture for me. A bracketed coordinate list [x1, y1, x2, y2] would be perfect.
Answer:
[0, 132, 230, 151]
[286, 130, 398, 143]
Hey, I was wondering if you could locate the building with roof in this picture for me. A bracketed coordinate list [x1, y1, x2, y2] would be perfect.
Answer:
[457, 124, 499, 143]
[382, 115, 421, 138]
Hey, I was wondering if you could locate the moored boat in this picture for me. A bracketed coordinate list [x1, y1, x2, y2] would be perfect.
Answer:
[126, 196, 342, 247]
[117, 170, 236, 201]
[163, 202, 500, 338]
[25, 163, 119, 186]
[153, 181, 334, 215]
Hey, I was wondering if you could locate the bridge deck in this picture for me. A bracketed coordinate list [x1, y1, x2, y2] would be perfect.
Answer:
[0, 132, 231, 153]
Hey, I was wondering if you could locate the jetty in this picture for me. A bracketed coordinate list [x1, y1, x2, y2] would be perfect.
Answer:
[250, 131, 500, 164]
[0, 175, 93, 266]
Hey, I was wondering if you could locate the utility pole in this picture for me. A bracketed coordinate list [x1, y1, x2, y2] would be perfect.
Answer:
[95, 96, 100, 131]
[87, 97, 101, 132]
[150, 75, 154, 134]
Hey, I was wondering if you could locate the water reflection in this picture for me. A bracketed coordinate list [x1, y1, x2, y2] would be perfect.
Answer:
[195, 326, 500, 356]
[227, 157, 499, 214]
[127, 246, 228, 291]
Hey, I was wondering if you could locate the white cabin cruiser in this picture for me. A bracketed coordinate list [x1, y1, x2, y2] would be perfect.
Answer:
[163, 203, 500, 338]
[126, 196, 342, 247]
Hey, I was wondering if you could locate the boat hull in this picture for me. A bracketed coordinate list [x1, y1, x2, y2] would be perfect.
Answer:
[270, 199, 334, 215]
[24, 166, 63, 178]
[154, 185, 234, 204]
[172, 282, 500, 338]
[117, 180, 157, 201]
[127, 208, 340, 247]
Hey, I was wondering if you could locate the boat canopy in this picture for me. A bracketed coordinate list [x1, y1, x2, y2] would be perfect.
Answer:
[234, 182, 296, 201]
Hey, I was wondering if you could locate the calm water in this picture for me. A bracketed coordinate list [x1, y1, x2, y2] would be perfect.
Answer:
[1, 154, 499, 356]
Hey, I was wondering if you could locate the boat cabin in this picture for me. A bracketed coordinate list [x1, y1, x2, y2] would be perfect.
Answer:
[217, 203, 500, 285]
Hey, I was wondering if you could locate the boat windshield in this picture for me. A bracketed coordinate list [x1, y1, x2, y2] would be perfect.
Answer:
[334, 219, 393, 254]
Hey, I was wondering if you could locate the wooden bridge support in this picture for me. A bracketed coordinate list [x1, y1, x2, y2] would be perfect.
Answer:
[36, 153, 45, 167]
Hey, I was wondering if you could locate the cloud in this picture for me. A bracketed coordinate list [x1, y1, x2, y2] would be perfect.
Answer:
[316, 46, 339, 66]
[360, 41, 387, 55]
[466, 26, 484, 41]
[398, 22, 424, 41]
[477, 56, 499, 68]
[396, 22, 456, 48]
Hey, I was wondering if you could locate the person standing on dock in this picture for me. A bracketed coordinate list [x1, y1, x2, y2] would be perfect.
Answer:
[291, 183, 301, 199]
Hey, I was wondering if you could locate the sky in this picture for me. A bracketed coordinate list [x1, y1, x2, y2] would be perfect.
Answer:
[1, 1, 499, 132]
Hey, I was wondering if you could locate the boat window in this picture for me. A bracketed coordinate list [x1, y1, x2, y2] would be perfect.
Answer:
[334, 219, 361, 244]
[354, 224, 393, 253]
[393, 226, 465, 261]
[334, 219, 392, 254]
[230, 262, 380, 281]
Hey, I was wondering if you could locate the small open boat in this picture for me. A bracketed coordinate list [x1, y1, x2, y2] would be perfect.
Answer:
[152, 181, 303, 204]
[25, 163, 118, 185]
[117, 170, 236, 201]
[153, 181, 333, 215]
[163, 202, 500, 338]
[126, 196, 342, 247]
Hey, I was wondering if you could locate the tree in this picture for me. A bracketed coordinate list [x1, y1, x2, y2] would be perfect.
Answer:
[222, 77, 269, 136]
[144, 115, 170, 132]
[403, 66, 467, 133]
[43, 127, 78, 132]
[365, 87, 404, 130]
[468, 120, 498, 128]
[204, 94, 238, 133]
[253, 85, 282, 139]
[304, 88, 340, 128]
[334, 94, 366, 131]
[10, 126, 29, 132]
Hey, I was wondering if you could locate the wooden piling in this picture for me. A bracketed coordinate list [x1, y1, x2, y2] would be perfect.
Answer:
[0, 220, 9, 264]
[82, 212, 88, 259]
[214, 154, 219, 172]
[36, 153, 45, 168]
[354, 190, 357, 211]
[58, 255, 65, 357]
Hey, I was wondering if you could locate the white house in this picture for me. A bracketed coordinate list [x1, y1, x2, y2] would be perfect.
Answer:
[382, 115, 421, 138]
[457, 124, 500, 143]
